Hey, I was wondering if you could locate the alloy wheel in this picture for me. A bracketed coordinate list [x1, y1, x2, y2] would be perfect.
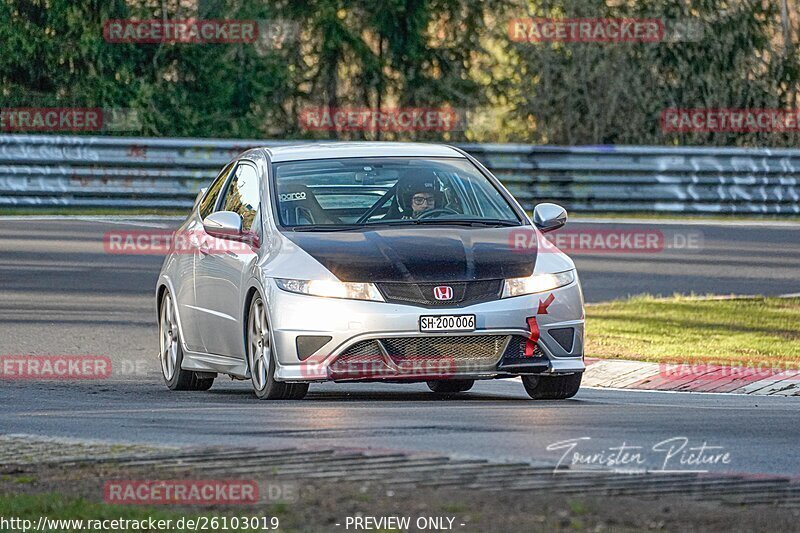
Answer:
[248, 298, 270, 391]
[160, 293, 179, 381]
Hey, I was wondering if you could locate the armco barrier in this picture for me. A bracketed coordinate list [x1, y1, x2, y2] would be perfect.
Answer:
[1, 135, 799, 213]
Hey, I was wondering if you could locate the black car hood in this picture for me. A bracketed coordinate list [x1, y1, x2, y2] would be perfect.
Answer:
[282, 226, 537, 283]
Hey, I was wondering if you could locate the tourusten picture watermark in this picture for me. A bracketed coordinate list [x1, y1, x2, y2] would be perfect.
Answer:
[547, 437, 732, 474]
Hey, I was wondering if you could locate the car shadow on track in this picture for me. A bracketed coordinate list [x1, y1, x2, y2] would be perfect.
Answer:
[201, 383, 583, 403]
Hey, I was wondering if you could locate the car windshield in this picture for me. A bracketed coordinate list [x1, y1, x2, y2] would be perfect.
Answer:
[272, 157, 521, 228]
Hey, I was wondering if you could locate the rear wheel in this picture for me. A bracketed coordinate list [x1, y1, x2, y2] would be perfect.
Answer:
[522, 373, 581, 400]
[159, 291, 214, 391]
[247, 295, 308, 400]
[426, 379, 474, 393]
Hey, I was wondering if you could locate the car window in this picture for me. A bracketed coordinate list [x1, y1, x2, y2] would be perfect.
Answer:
[199, 162, 235, 220]
[315, 192, 385, 210]
[220, 162, 260, 231]
[272, 157, 521, 227]
[442, 169, 515, 220]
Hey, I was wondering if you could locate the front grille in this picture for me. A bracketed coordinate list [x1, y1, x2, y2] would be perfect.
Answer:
[378, 335, 507, 362]
[336, 340, 384, 364]
[377, 280, 502, 307]
[331, 334, 517, 379]
[341, 339, 381, 358]
[331, 335, 543, 379]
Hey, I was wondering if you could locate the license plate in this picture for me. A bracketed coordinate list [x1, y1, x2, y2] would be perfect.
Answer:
[419, 314, 476, 332]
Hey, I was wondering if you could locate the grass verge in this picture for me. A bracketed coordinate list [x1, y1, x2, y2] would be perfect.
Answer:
[573, 212, 800, 223]
[585, 295, 800, 366]
[2, 470, 797, 533]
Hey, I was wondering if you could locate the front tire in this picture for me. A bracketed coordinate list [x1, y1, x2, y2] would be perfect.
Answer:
[522, 373, 581, 400]
[247, 295, 308, 400]
[159, 291, 214, 391]
[426, 379, 474, 393]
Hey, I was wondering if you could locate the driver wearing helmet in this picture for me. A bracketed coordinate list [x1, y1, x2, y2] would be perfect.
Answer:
[397, 170, 442, 219]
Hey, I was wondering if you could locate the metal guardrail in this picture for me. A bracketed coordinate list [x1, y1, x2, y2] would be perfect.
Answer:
[1, 134, 799, 213]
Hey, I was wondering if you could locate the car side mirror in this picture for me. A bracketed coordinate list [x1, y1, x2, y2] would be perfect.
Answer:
[203, 211, 243, 239]
[533, 203, 568, 233]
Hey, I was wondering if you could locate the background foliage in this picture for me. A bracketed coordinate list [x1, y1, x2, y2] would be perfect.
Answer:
[1, 0, 798, 146]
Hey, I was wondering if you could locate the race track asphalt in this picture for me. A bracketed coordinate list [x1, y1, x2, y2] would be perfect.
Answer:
[1, 217, 799, 476]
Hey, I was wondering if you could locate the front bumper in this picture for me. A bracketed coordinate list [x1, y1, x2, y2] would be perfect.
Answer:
[266, 278, 585, 382]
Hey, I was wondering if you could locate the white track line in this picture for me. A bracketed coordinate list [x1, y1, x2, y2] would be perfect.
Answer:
[0, 215, 184, 221]
[0, 215, 184, 228]
[2, 215, 797, 227]
[573, 217, 800, 228]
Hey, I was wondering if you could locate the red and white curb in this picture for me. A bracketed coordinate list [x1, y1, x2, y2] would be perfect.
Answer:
[583, 358, 800, 396]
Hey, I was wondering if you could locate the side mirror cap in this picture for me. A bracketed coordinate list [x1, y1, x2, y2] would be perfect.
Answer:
[533, 203, 568, 233]
[203, 211, 243, 238]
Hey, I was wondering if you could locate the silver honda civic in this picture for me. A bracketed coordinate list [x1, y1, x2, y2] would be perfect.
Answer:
[156, 142, 585, 400]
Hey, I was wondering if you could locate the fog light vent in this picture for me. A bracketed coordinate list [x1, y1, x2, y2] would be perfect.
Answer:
[296, 335, 333, 360]
[548, 327, 575, 353]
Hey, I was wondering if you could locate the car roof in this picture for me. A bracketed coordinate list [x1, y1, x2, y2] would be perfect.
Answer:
[262, 142, 466, 163]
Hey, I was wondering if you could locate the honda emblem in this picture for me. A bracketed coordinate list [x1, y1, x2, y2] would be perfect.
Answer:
[433, 285, 453, 301]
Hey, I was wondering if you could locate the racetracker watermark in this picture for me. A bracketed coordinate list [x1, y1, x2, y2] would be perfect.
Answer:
[662, 108, 800, 133]
[298, 107, 466, 132]
[103, 230, 259, 255]
[509, 226, 703, 254]
[103, 480, 261, 505]
[509, 18, 703, 43]
[0, 108, 140, 132]
[660, 361, 800, 379]
[509, 18, 663, 42]
[301, 355, 458, 380]
[0, 355, 111, 380]
[103, 19, 298, 47]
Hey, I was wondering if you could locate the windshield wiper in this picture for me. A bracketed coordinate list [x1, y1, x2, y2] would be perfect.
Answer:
[422, 218, 520, 227]
[365, 218, 519, 227]
[289, 224, 365, 232]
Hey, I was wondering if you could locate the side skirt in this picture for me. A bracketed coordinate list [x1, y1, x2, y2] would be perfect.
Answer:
[181, 349, 249, 379]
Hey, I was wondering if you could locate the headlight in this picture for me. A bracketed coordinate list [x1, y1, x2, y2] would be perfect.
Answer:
[274, 278, 385, 302]
[502, 269, 575, 298]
